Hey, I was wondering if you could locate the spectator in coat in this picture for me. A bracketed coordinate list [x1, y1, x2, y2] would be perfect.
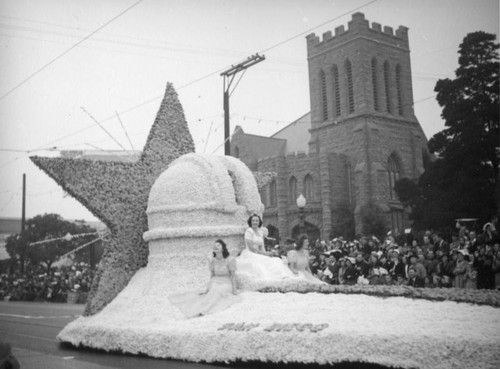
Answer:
[407, 268, 425, 287]
[409, 254, 427, 279]
[342, 257, 358, 285]
[453, 251, 468, 288]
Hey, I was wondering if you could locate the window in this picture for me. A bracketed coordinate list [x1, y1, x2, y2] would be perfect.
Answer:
[260, 186, 267, 206]
[371, 58, 379, 111]
[346, 162, 354, 205]
[384, 61, 392, 114]
[391, 210, 404, 234]
[304, 174, 314, 201]
[320, 70, 328, 121]
[387, 154, 400, 200]
[396, 64, 403, 115]
[289, 176, 297, 202]
[269, 180, 277, 207]
[332, 65, 341, 117]
[345, 60, 354, 114]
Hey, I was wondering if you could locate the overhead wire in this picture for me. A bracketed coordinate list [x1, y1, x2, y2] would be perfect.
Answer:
[0, 0, 145, 101]
[2, 0, 380, 158]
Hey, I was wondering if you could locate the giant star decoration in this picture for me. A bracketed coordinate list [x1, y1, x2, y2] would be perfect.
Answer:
[31, 83, 194, 315]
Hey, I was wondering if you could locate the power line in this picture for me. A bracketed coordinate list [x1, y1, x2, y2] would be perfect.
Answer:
[259, 0, 379, 54]
[0, 0, 145, 101]
[1, 0, 380, 163]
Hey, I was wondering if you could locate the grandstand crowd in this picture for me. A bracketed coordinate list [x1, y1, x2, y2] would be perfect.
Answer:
[299, 220, 500, 290]
[0, 262, 92, 303]
[1, 219, 500, 304]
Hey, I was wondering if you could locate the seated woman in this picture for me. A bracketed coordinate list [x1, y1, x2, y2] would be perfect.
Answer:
[236, 214, 296, 288]
[169, 239, 241, 318]
[287, 234, 326, 285]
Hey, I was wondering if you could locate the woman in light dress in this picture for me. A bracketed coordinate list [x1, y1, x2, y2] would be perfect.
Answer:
[236, 214, 295, 286]
[287, 234, 326, 285]
[169, 239, 241, 318]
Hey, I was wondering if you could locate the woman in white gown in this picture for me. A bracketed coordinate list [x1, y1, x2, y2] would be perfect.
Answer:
[287, 234, 326, 285]
[169, 239, 242, 318]
[236, 214, 298, 288]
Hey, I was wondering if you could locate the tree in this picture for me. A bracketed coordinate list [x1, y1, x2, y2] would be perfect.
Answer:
[5, 213, 98, 272]
[396, 31, 499, 230]
[359, 201, 387, 241]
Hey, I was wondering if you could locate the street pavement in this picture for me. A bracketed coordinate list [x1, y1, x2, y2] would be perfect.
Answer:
[0, 301, 235, 369]
[0, 301, 392, 369]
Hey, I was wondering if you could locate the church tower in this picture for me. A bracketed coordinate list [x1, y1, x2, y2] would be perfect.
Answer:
[306, 12, 428, 235]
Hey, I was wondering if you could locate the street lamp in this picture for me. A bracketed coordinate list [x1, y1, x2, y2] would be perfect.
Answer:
[296, 194, 306, 236]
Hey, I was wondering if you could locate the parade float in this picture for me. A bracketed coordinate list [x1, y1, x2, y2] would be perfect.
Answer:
[32, 84, 500, 369]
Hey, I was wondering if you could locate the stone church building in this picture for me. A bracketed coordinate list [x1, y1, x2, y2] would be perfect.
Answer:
[230, 13, 430, 242]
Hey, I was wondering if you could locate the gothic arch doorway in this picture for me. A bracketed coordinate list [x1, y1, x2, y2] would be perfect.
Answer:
[266, 224, 279, 241]
[291, 222, 321, 244]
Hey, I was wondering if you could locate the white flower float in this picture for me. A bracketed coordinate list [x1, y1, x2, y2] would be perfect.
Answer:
[58, 153, 500, 369]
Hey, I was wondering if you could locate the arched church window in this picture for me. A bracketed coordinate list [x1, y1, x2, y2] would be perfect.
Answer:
[320, 70, 328, 121]
[371, 58, 379, 111]
[332, 64, 341, 117]
[345, 59, 354, 114]
[304, 174, 314, 201]
[269, 180, 277, 207]
[289, 176, 297, 203]
[346, 162, 354, 205]
[396, 64, 403, 116]
[384, 61, 392, 114]
[390, 210, 404, 235]
[260, 186, 267, 206]
[387, 154, 400, 200]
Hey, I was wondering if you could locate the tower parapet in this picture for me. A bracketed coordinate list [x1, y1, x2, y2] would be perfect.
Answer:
[306, 12, 409, 58]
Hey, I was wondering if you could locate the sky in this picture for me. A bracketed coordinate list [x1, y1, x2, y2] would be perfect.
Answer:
[0, 0, 498, 223]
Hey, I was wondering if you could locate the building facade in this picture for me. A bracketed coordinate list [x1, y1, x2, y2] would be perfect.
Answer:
[231, 13, 430, 242]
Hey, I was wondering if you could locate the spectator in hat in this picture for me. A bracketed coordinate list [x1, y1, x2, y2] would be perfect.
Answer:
[324, 254, 341, 285]
[409, 254, 427, 279]
[354, 252, 370, 278]
[453, 251, 468, 288]
[342, 257, 358, 285]
[389, 250, 405, 279]
[337, 258, 347, 285]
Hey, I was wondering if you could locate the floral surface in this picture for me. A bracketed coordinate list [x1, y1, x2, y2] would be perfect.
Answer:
[259, 284, 500, 307]
[59, 280, 500, 369]
[31, 83, 195, 315]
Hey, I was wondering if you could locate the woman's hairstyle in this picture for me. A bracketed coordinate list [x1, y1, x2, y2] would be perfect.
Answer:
[213, 239, 230, 258]
[247, 213, 263, 228]
[296, 234, 308, 250]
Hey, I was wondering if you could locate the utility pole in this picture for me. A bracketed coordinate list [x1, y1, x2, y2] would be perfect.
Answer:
[220, 53, 265, 155]
[20, 173, 26, 273]
[21, 174, 26, 232]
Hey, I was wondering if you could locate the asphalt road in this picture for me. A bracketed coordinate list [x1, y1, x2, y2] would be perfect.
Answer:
[0, 301, 393, 369]
[0, 301, 236, 369]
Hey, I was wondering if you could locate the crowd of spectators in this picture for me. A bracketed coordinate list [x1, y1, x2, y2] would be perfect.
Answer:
[2, 219, 500, 305]
[294, 220, 500, 290]
[0, 262, 93, 303]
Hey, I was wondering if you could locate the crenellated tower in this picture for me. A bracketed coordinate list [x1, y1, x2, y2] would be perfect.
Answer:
[306, 12, 428, 235]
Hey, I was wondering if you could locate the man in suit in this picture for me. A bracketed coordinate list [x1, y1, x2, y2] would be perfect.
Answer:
[433, 233, 450, 254]
[407, 267, 425, 287]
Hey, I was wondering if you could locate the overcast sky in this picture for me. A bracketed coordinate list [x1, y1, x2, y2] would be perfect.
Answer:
[0, 0, 498, 223]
